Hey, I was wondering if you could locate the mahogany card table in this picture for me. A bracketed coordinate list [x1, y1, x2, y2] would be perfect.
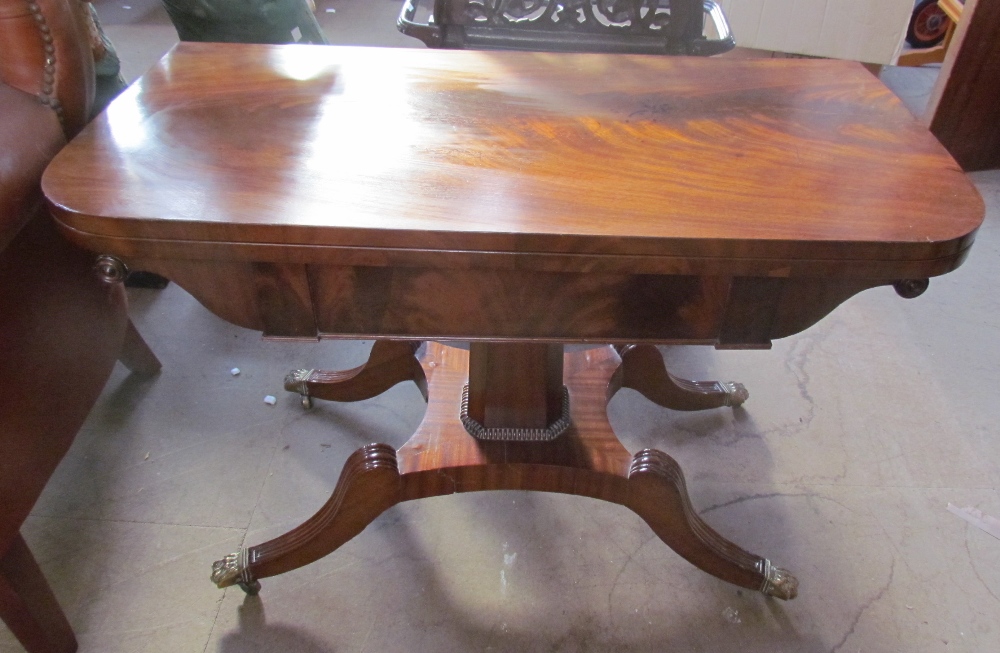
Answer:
[43, 42, 983, 601]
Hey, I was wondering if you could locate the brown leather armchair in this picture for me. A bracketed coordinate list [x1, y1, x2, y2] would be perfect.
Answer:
[0, 3, 159, 652]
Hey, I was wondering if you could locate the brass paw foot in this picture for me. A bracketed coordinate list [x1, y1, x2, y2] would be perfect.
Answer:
[211, 548, 258, 594]
[757, 559, 798, 600]
[721, 381, 749, 407]
[284, 368, 314, 409]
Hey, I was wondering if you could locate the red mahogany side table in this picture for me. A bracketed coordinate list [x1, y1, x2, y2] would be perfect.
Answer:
[43, 43, 983, 602]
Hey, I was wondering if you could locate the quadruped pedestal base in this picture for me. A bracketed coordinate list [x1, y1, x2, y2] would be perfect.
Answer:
[212, 341, 797, 601]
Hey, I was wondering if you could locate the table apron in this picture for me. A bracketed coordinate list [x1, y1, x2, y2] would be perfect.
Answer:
[117, 258, 889, 347]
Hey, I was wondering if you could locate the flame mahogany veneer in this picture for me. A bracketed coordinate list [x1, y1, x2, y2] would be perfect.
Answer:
[43, 43, 983, 602]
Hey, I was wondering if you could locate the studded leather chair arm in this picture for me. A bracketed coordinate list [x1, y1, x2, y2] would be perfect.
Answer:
[0, 0, 97, 137]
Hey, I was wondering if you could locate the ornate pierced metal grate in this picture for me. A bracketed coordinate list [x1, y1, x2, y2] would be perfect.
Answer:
[399, 0, 734, 55]
[454, 0, 686, 30]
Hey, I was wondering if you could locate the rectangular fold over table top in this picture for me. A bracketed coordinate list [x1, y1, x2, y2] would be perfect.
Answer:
[43, 43, 983, 277]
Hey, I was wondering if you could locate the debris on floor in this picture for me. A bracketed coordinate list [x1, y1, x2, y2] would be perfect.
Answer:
[948, 503, 1000, 540]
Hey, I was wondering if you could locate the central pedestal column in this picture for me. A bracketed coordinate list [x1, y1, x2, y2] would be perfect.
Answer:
[466, 342, 565, 431]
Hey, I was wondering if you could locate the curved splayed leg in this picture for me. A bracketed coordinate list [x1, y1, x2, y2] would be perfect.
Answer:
[625, 449, 797, 600]
[284, 340, 427, 408]
[611, 344, 748, 410]
[211, 443, 402, 592]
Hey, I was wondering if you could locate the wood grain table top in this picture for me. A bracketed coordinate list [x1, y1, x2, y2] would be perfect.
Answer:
[43, 42, 983, 275]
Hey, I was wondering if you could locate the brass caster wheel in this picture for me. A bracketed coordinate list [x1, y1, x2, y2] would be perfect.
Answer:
[284, 369, 314, 409]
[238, 579, 261, 596]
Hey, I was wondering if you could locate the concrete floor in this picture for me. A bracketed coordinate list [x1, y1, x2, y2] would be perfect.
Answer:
[4, 2, 999, 652]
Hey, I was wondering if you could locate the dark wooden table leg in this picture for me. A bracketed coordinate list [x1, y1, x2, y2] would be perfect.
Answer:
[0, 534, 77, 653]
[612, 344, 748, 410]
[214, 343, 795, 600]
[118, 319, 161, 377]
[283, 340, 427, 408]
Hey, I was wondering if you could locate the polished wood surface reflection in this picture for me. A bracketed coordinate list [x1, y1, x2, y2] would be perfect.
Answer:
[45, 42, 982, 271]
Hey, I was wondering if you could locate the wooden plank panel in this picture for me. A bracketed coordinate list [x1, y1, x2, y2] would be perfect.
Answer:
[925, 0, 1000, 172]
[719, 0, 913, 64]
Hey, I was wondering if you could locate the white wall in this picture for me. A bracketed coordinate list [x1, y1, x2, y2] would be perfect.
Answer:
[717, 0, 916, 64]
